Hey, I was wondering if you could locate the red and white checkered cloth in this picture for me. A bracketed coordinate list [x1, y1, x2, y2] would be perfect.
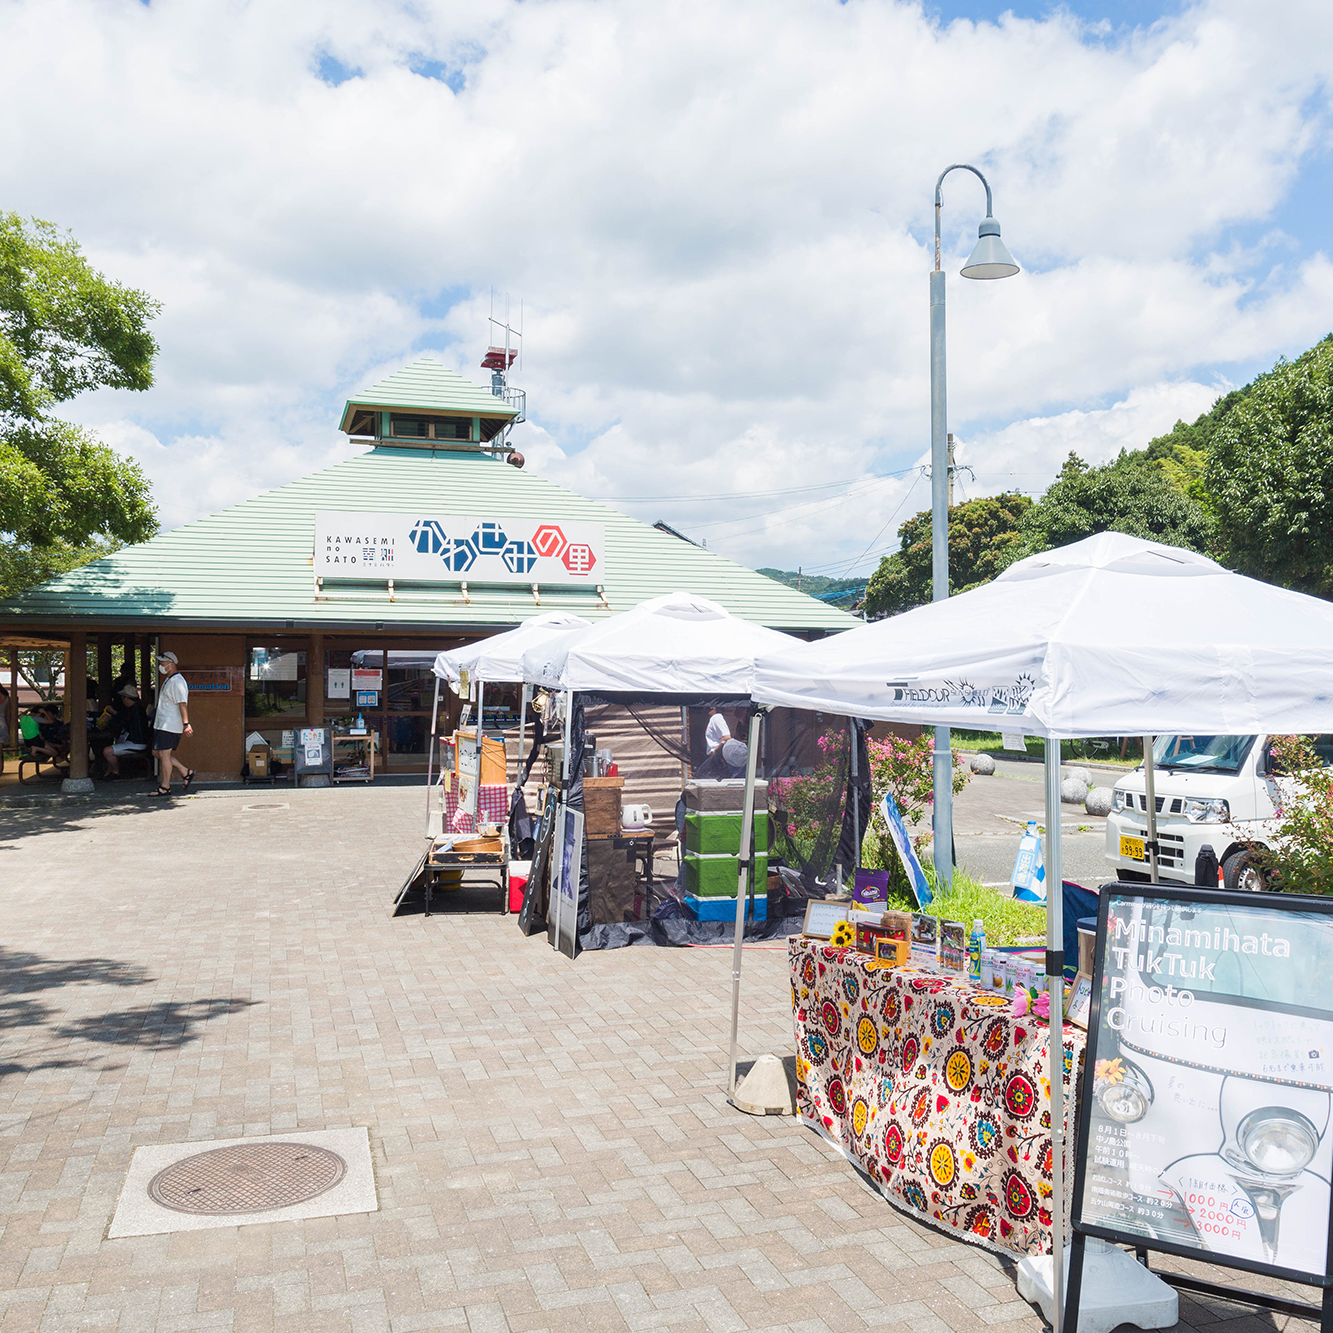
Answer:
[441, 783, 509, 833]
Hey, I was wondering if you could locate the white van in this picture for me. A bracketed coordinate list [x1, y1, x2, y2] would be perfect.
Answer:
[1104, 734, 1333, 891]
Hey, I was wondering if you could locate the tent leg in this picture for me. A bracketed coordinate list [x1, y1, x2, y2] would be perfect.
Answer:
[1143, 734, 1158, 884]
[1045, 737, 1065, 1333]
[553, 688, 573, 951]
[933, 726, 953, 889]
[426, 678, 440, 837]
[851, 721, 860, 871]
[728, 708, 764, 1098]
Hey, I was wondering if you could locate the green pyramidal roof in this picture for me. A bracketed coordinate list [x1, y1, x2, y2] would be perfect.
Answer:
[0, 447, 859, 634]
[339, 357, 517, 431]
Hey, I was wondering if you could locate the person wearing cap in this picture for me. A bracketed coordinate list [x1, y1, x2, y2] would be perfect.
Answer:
[150, 651, 195, 795]
[99, 684, 150, 779]
[704, 706, 731, 756]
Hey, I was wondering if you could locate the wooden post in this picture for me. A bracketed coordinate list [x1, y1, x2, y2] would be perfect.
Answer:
[7, 649, 17, 748]
[63, 631, 93, 792]
[96, 633, 112, 706]
[307, 634, 324, 729]
[140, 637, 152, 698]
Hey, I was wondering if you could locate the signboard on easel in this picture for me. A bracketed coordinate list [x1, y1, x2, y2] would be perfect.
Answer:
[1069, 883, 1333, 1321]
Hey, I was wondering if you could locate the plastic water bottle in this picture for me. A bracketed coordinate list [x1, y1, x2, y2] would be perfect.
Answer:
[356, 713, 364, 730]
[969, 918, 986, 983]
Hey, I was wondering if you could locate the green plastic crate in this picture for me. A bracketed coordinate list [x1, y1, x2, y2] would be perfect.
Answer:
[684, 810, 769, 855]
[684, 851, 769, 898]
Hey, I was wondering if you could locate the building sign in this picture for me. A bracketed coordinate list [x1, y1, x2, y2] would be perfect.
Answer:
[350, 668, 382, 692]
[314, 511, 604, 586]
[1074, 884, 1333, 1281]
[181, 667, 243, 693]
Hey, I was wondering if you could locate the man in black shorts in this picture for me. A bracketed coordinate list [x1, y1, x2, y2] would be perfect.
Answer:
[150, 651, 195, 796]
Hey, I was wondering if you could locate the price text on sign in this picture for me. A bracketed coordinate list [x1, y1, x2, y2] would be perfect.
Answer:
[314, 512, 604, 586]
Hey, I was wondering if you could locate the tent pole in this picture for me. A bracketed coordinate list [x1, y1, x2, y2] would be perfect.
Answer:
[727, 708, 764, 1098]
[1142, 734, 1159, 884]
[554, 688, 573, 950]
[425, 677, 440, 837]
[1044, 738, 1065, 1333]
[517, 683, 529, 793]
[851, 721, 860, 871]
[474, 679, 485, 826]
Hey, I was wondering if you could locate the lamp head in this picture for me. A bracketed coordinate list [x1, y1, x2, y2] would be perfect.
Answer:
[961, 216, 1019, 280]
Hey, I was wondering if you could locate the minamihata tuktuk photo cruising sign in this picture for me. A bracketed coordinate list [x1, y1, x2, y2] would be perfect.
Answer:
[1074, 883, 1333, 1282]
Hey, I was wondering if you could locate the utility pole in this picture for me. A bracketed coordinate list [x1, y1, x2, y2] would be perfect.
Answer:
[797, 566, 802, 592]
[947, 434, 956, 508]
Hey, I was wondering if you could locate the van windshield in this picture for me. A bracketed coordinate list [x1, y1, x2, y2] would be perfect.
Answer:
[1152, 734, 1254, 773]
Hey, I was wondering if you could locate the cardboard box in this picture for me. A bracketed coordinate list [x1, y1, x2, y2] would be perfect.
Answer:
[247, 745, 270, 778]
[583, 775, 625, 837]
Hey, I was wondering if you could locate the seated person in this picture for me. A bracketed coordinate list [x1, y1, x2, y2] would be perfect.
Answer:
[20, 706, 67, 764]
[100, 684, 150, 779]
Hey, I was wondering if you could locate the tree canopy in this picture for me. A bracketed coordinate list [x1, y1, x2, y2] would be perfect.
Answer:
[1206, 334, 1333, 597]
[863, 493, 1031, 618]
[0, 212, 160, 599]
[1004, 449, 1215, 566]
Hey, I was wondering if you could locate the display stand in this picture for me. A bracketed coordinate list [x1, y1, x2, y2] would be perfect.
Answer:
[294, 726, 332, 787]
[1065, 882, 1333, 1333]
[331, 732, 375, 783]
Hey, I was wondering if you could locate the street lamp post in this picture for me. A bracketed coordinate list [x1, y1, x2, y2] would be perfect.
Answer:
[928, 164, 1019, 890]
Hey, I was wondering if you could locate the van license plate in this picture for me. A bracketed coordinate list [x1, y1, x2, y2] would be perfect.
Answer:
[1120, 835, 1145, 861]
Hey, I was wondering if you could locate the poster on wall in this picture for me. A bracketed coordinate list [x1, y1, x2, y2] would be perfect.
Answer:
[326, 669, 350, 698]
[314, 511, 604, 587]
[351, 668, 382, 692]
[1073, 884, 1333, 1282]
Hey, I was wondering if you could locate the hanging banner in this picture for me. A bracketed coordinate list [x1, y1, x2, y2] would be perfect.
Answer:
[1074, 884, 1333, 1283]
[314, 511, 604, 586]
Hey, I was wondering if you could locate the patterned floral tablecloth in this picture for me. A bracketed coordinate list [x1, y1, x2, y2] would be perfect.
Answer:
[790, 936, 1085, 1258]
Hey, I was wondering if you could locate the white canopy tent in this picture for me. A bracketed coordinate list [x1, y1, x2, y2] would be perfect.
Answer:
[744, 532, 1333, 1333]
[519, 591, 819, 963]
[424, 612, 591, 838]
[519, 591, 800, 696]
[432, 612, 591, 689]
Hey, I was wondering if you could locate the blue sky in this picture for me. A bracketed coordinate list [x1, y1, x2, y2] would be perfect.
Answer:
[5, 0, 1331, 577]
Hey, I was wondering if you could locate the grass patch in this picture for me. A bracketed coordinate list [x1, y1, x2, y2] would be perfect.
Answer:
[951, 731, 1140, 768]
[883, 866, 1046, 946]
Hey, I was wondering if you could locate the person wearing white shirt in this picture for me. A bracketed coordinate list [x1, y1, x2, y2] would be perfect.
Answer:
[150, 651, 195, 796]
[704, 707, 731, 755]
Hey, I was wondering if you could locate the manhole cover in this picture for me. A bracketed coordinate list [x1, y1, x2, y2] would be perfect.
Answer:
[241, 802, 289, 811]
[147, 1142, 347, 1215]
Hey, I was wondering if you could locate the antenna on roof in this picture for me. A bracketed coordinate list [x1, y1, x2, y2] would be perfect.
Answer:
[482, 291, 525, 463]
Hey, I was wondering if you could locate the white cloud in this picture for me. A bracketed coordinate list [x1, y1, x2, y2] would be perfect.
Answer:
[2, 0, 1330, 574]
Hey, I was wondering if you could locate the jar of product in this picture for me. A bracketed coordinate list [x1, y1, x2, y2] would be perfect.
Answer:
[988, 950, 1004, 992]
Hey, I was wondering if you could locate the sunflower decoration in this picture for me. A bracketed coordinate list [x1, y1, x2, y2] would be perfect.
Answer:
[1094, 1057, 1125, 1085]
[830, 921, 857, 949]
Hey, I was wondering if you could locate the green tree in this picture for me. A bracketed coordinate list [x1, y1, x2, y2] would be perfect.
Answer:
[1006, 449, 1214, 565]
[1, 213, 160, 599]
[863, 493, 1031, 618]
[1206, 334, 1333, 597]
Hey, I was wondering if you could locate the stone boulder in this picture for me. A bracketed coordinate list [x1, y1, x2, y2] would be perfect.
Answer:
[1065, 766, 1093, 787]
[1085, 786, 1114, 817]
[969, 752, 996, 775]
[1061, 777, 1090, 805]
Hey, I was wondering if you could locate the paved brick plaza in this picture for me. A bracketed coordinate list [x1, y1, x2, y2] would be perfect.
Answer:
[0, 786, 1309, 1332]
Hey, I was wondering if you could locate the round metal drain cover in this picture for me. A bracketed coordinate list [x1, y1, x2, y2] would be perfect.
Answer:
[242, 802, 288, 811]
[148, 1142, 347, 1215]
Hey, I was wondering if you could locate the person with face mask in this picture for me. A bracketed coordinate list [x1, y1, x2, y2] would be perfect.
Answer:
[150, 651, 195, 796]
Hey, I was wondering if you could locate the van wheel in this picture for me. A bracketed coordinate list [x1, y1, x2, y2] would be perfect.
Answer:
[1223, 850, 1266, 893]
